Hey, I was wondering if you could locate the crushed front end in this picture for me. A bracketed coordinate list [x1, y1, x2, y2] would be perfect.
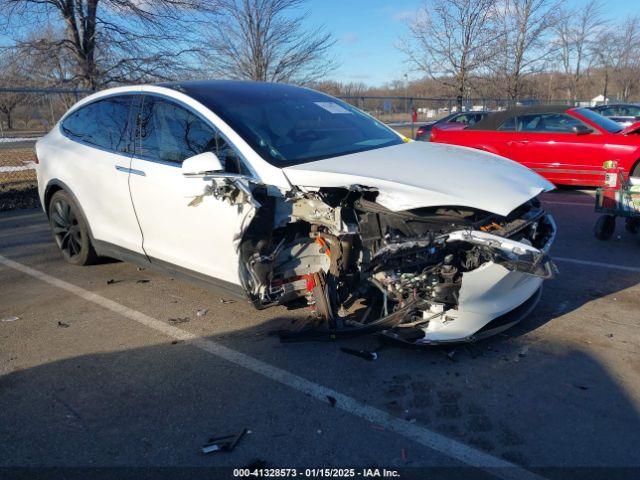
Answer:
[230, 182, 556, 345]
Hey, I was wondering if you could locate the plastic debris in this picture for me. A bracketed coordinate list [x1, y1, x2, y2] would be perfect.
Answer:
[1, 315, 20, 322]
[107, 279, 122, 285]
[169, 317, 189, 324]
[197, 309, 208, 317]
[136, 279, 150, 284]
[326, 395, 337, 407]
[220, 299, 236, 304]
[57, 321, 70, 328]
[201, 428, 247, 454]
[340, 347, 378, 361]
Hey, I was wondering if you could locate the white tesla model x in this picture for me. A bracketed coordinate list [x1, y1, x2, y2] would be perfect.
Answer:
[36, 80, 556, 345]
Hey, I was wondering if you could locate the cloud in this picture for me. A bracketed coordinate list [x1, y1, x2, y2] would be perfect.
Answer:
[340, 33, 359, 44]
[392, 10, 414, 22]
[377, 6, 415, 22]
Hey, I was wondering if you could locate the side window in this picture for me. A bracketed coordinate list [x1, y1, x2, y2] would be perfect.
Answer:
[519, 113, 587, 133]
[626, 105, 640, 117]
[138, 97, 217, 164]
[61, 96, 133, 152]
[450, 114, 469, 124]
[498, 116, 517, 131]
[136, 96, 250, 174]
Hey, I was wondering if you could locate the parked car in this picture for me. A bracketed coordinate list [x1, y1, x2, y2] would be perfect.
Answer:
[430, 105, 640, 186]
[36, 81, 556, 346]
[588, 103, 640, 127]
[415, 111, 491, 141]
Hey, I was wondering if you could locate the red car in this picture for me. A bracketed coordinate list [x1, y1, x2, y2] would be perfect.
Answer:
[429, 105, 640, 186]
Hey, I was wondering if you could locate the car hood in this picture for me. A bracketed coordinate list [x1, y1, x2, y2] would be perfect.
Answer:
[282, 142, 554, 216]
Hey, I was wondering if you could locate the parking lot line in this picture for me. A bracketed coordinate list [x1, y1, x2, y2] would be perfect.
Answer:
[555, 257, 640, 273]
[0, 253, 545, 480]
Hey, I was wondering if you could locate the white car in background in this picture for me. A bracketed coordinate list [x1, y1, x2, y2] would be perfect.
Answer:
[36, 80, 556, 345]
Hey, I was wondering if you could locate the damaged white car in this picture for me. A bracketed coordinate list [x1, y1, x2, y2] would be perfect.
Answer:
[36, 80, 556, 345]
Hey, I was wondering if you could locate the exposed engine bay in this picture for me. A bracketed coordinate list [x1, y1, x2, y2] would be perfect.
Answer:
[198, 173, 557, 346]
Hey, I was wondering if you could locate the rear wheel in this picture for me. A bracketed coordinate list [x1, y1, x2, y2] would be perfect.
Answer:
[594, 215, 616, 241]
[631, 162, 640, 178]
[48, 190, 97, 265]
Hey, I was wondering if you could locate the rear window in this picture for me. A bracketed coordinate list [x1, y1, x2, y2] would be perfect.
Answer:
[62, 96, 134, 152]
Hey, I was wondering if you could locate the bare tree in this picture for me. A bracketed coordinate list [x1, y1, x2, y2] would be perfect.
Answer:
[204, 0, 337, 84]
[590, 26, 619, 101]
[400, 0, 501, 107]
[553, 0, 606, 102]
[1, 0, 214, 89]
[492, 0, 560, 101]
[0, 50, 34, 130]
[612, 17, 640, 101]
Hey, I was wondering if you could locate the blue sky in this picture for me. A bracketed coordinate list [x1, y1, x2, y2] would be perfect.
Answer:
[307, 0, 638, 86]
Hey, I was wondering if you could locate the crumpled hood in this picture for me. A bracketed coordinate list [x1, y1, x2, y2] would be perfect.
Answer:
[283, 141, 554, 216]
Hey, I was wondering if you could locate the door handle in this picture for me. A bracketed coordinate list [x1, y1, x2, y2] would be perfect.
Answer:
[115, 166, 146, 176]
[508, 140, 530, 146]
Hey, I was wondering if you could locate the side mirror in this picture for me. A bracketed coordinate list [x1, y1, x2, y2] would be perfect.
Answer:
[572, 125, 592, 135]
[182, 152, 224, 176]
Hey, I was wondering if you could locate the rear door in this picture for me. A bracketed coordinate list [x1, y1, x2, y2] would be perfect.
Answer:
[507, 113, 607, 185]
[128, 95, 252, 285]
[59, 95, 143, 253]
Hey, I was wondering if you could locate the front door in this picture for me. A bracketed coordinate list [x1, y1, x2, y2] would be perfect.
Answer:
[128, 95, 253, 285]
[507, 113, 607, 186]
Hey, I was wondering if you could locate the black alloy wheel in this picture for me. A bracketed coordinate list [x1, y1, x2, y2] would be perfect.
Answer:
[49, 190, 97, 265]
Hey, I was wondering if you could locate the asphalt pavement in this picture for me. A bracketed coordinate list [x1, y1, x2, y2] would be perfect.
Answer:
[1, 189, 639, 480]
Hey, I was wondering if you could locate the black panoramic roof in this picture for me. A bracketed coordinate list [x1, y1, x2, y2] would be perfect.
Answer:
[159, 79, 317, 101]
[467, 104, 575, 131]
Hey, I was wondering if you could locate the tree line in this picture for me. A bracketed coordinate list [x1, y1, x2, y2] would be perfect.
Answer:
[0, 0, 639, 130]
[400, 0, 640, 106]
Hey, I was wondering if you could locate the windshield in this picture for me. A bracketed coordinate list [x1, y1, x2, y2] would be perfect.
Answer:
[173, 81, 403, 167]
[575, 108, 623, 133]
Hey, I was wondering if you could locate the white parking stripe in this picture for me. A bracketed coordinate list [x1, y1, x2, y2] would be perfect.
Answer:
[555, 256, 640, 273]
[0, 253, 545, 480]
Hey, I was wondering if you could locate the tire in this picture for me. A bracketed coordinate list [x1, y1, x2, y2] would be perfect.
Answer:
[48, 190, 97, 265]
[632, 162, 640, 179]
[625, 218, 640, 234]
[594, 215, 616, 241]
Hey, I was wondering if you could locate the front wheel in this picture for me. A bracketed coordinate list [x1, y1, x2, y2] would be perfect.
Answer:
[594, 215, 616, 241]
[48, 190, 97, 265]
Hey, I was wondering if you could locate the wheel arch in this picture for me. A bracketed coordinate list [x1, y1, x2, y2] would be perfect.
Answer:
[631, 158, 640, 177]
[44, 179, 95, 242]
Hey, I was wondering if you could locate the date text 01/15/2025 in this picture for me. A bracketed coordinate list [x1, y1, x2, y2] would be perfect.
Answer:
[233, 468, 401, 478]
